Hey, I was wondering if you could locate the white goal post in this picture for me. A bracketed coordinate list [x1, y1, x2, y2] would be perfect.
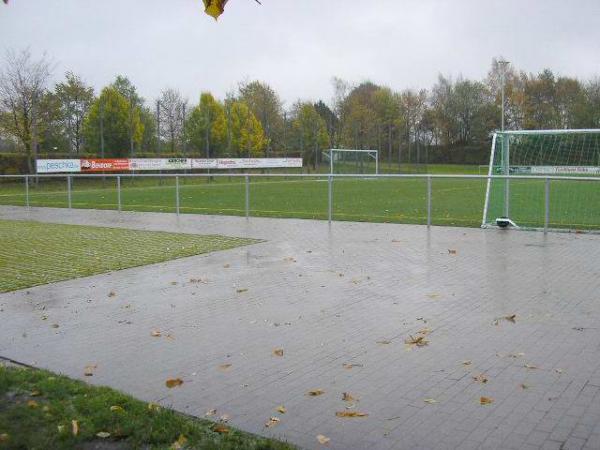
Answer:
[322, 149, 379, 175]
[482, 129, 600, 231]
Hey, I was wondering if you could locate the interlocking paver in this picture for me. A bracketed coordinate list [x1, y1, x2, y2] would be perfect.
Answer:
[1, 205, 600, 450]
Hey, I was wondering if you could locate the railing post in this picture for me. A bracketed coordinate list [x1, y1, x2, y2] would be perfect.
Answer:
[67, 176, 72, 209]
[25, 175, 29, 208]
[117, 176, 122, 212]
[245, 175, 250, 219]
[504, 177, 510, 218]
[175, 175, 180, 216]
[427, 175, 432, 227]
[544, 177, 550, 233]
[328, 175, 333, 224]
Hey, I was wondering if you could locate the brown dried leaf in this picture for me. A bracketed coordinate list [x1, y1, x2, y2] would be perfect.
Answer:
[27, 400, 38, 408]
[342, 392, 357, 402]
[472, 373, 488, 384]
[223, 263, 230, 268]
[273, 348, 284, 357]
[335, 411, 368, 417]
[218, 364, 232, 372]
[480, 396, 494, 405]
[316, 434, 330, 444]
[405, 335, 429, 347]
[284, 257, 296, 262]
[504, 314, 517, 323]
[71, 420, 79, 436]
[0, 434, 8, 443]
[448, 249, 457, 255]
[150, 330, 161, 337]
[307, 389, 325, 396]
[524, 364, 538, 370]
[165, 378, 184, 388]
[236, 288, 248, 294]
[108, 291, 116, 298]
[276, 405, 287, 414]
[52, 323, 60, 329]
[462, 360, 472, 366]
[83, 364, 97, 376]
[520, 384, 529, 390]
[342, 363, 363, 369]
[213, 424, 230, 433]
[265, 417, 280, 428]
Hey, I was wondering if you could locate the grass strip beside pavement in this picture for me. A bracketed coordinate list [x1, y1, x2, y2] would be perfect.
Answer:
[0, 363, 295, 450]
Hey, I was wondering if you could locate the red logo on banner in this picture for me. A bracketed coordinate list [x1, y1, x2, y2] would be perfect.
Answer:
[81, 159, 130, 172]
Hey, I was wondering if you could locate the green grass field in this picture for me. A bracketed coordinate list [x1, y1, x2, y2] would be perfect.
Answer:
[0, 220, 258, 292]
[0, 164, 598, 230]
[0, 364, 294, 450]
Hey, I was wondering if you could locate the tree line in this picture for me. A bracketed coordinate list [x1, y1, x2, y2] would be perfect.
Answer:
[1, 49, 599, 173]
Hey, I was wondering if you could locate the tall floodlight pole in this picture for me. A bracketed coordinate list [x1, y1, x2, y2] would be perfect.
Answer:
[498, 60, 510, 131]
[156, 100, 161, 155]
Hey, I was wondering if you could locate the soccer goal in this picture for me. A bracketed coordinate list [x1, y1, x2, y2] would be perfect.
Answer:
[323, 149, 379, 175]
[482, 129, 600, 231]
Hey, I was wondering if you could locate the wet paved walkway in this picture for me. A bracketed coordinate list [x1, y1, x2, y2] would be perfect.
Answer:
[1, 206, 600, 450]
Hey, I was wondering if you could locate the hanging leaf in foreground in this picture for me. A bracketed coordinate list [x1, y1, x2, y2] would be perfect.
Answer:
[202, 0, 262, 20]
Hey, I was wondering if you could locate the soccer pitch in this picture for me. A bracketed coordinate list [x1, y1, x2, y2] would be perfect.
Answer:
[0, 167, 598, 230]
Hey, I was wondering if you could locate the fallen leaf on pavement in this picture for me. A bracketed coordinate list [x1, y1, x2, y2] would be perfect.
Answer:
[218, 364, 232, 372]
[165, 378, 184, 388]
[335, 411, 368, 417]
[462, 360, 472, 366]
[448, 249, 457, 255]
[405, 335, 429, 347]
[236, 288, 248, 294]
[316, 434, 330, 444]
[276, 406, 286, 414]
[265, 417, 280, 428]
[520, 384, 529, 390]
[205, 409, 217, 416]
[150, 330, 161, 337]
[424, 398, 438, 404]
[555, 368, 565, 374]
[472, 374, 488, 383]
[480, 396, 494, 405]
[83, 364, 97, 376]
[108, 291, 116, 298]
[376, 340, 391, 345]
[342, 392, 357, 402]
[307, 389, 325, 396]
[524, 364, 538, 370]
[273, 348, 284, 357]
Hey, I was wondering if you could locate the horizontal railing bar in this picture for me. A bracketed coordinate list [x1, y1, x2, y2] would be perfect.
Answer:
[1, 173, 600, 182]
[497, 129, 600, 135]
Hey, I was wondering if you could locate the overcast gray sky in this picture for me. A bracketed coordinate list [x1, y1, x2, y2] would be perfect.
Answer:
[1, 0, 599, 107]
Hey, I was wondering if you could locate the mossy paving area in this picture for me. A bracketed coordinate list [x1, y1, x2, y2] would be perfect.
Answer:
[0, 220, 259, 293]
[1, 172, 598, 229]
[0, 364, 295, 450]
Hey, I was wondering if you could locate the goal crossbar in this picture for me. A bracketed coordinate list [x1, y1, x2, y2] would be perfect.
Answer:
[323, 149, 379, 175]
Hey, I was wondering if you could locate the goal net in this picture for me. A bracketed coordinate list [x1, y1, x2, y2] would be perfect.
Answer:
[482, 129, 600, 231]
[323, 149, 379, 175]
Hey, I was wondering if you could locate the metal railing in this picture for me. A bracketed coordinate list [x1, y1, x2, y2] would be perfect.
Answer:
[1, 173, 599, 233]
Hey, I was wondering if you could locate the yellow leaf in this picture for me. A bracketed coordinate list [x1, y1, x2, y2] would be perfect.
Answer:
[71, 420, 79, 436]
[273, 348, 284, 357]
[165, 378, 184, 388]
[57, 425, 65, 433]
[203, 0, 228, 20]
[110, 405, 124, 413]
[265, 417, 280, 428]
[148, 402, 161, 411]
[276, 405, 286, 414]
[405, 335, 429, 347]
[170, 434, 187, 449]
[150, 330, 161, 337]
[30, 390, 41, 397]
[335, 411, 368, 417]
[96, 432, 110, 439]
[218, 364, 232, 372]
[424, 398, 438, 404]
[27, 400, 38, 408]
[307, 389, 325, 396]
[480, 396, 494, 405]
[316, 434, 330, 444]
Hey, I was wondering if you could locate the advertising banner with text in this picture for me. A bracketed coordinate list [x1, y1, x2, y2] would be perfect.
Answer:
[81, 159, 130, 172]
[191, 158, 302, 169]
[36, 159, 81, 174]
[129, 158, 191, 171]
